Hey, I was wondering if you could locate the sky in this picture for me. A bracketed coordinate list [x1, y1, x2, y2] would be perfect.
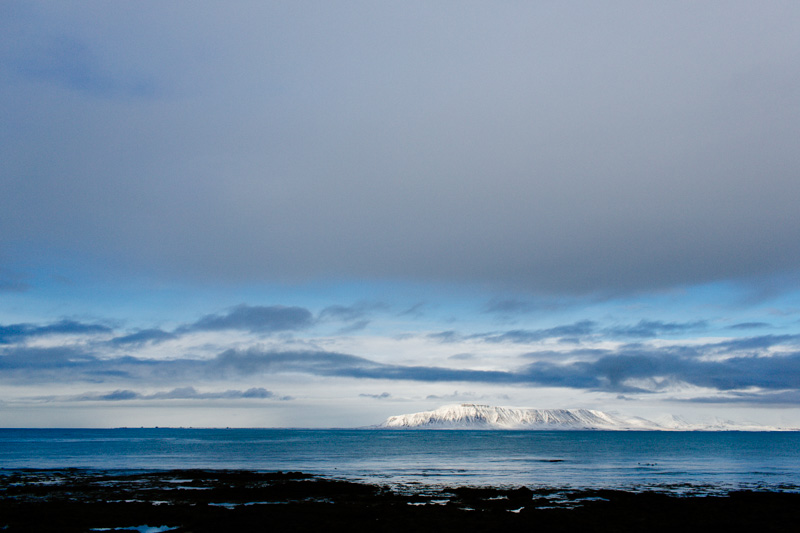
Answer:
[1, 1, 800, 428]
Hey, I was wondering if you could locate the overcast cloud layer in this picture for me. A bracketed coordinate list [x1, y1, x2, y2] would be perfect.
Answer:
[2, 1, 799, 295]
[1, 2, 800, 427]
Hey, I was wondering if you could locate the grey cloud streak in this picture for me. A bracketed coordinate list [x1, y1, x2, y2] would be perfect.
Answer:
[181, 305, 314, 334]
[476, 321, 598, 344]
[0, 346, 515, 386]
[71, 386, 283, 402]
[0, 305, 315, 350]
[3, 333, 800, 403]
[688, 390, 800, 405]
[2, 3, 800, 296]
[604, 320, 708, 338]
[0, 320, 112, 344]
[727, 322, 771, 331]
[430, 319, 709, 345]
[319, 302, 387, 323]
[110, 329, 177, 346]
[109, 303, 379, 344]
[521, 351, 800, 393]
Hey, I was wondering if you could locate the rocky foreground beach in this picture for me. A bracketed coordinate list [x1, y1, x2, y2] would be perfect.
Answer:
[2, 470, 799, 532]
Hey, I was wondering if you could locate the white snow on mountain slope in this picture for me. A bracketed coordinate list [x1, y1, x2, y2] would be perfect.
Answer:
[377, 404, 799, 431]
[378, 404, 662, 430]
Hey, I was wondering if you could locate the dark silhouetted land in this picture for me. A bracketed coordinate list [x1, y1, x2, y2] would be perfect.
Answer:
[2, 470, 798, 532]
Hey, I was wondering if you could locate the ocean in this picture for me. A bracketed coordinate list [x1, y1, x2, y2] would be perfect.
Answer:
[2, 428, 799, 494]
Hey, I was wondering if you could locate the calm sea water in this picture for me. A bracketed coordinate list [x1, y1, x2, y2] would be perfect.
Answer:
[2, 429, 799, 493]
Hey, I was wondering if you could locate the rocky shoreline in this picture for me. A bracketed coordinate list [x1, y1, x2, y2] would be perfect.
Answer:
[2, 469, 799, 532]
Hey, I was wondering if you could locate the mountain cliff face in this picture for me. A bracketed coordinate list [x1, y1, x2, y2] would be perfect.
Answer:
[378, 404, 662, 430]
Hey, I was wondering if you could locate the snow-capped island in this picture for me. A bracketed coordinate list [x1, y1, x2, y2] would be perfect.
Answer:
[378, 404, 660, 430]
[376, 404, 794, 431]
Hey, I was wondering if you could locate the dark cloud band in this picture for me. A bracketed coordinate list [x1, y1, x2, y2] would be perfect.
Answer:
[3, 337, 800, 404]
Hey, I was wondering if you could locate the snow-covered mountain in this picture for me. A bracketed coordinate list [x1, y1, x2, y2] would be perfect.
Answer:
[378, 404, 663, 430]
[377, 404, 799, 431]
